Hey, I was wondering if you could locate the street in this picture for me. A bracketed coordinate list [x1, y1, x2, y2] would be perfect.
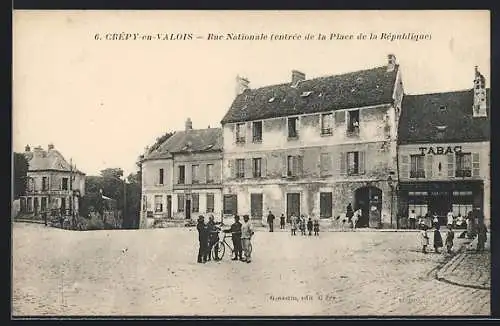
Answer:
[12, 222, 490, 316]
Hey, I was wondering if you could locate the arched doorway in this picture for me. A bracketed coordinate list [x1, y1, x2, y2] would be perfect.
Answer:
[354, 186, 382, 228]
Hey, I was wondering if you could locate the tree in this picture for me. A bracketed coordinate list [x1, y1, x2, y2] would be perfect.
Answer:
[148, 131, 174, 154]
[13, 153, 29, 199]
[124, 172, 141, 229]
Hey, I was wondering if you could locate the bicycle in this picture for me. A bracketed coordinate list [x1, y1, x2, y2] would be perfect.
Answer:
[211, 228, 253, 260]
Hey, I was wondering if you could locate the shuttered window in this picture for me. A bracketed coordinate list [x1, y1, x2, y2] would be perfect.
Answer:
[472, 153, 480, 177]
[447, 153, 455, 177]
[287, 155, 303, 177]
[223, 194, 237, 215]
[192, 193, 199, 213]
[320, 192, 333, 218]
[401, 155, 409, 179]
[206, 193, 215, 213]
[177, 194, 185, 212]
[425, 155, 433, 178]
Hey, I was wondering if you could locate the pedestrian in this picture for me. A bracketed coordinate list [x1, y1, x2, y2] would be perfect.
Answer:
[230, 215, 243, 261]
[267, 210, 275, 232]
[352, 208, 361, 229]
[196, 216, 208, 263]
[300, 215, 306, 236]
[290, 213, 297, 236]
[432, 212, 439, 229]
[447, 209, 454, 228]
[445, 224, 455, 254]
[408, 209, 417, 229]
[346, 203, 354, 224]
[206, 215, 220, 261]
[313, 218, 319, 236]
[466, 210, 474, 239]
[280, 213, 286, 229]
[476, 221, 487, 252]
[307, 217, 313, 236]
[433, 224, 443, 253]
[419, 225, 430, 254]
[241, 215, 254, 263]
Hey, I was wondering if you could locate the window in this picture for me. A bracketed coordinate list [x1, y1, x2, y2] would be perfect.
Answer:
[288, 117, 298, 138]
[42, 177, 48, 191]
[27, 197, 32, 213]
[410, 155, 425, 178]
[347, 110, 360, 133]
[236, 123, 246, 143]
[287, 155, 303, 177]
[142, 196, 147, 212]
[223, 194, 237, 215]
[41, 197, 47, 211]
[456, 153, 472, 177]
[178, 165, 185, 184]
[253, 158, 262, 178]
[250, 193, 263, 218]
[408, 191, 428, 217]
[236, 159, 245, 178]
[321, 113, 333, 135]
[320, 153, 332, 176]
[206, 164, 214, 183]
[177, 194, 185, 212]
[347, 152, 359, 175]
[206, 193, 215, 213]
[252, 121, 262, 142]
[320, 192, 333, 218]
[191, 165, 199, 183]
[159, 168, 164, 185]
[192, 193, 199, 212]
[155, 195, 163, 212]
[62, 178, 69, 190]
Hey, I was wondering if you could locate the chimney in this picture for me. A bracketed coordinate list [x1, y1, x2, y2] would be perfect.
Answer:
[291, 70, 306, 86]
[25, 144, 30, 152]
[185, 117, 193, 131]
[387, 54, 397, 72]
[235, 75, 250, 96]
[48, 143, 54, 150]
[473, 66, 487, 117]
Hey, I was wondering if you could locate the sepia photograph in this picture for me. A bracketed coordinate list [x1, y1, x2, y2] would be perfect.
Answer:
[12, 10, 490, 317]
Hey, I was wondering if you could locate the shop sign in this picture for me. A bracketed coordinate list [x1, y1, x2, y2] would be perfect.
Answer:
[418, 145, 462, 156]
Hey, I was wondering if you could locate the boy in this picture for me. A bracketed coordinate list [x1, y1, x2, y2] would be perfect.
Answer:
[307, 217, 313, 236]
[419, 224, 429, 254]
[445, 224, 455, 254]
[241, 215, 254, 263]
[313, 219, 319, 236]
[290, 213, 297, 236]
[230, 215, 243, 261]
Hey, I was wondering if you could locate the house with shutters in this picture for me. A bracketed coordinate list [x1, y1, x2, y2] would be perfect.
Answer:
[140, 119, 223, 227]
[220, 54, 404, 228]
[397, 66, 490, 227]
[20, 144, 86, 218]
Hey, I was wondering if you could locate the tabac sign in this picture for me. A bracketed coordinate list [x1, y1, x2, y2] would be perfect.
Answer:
[418, 145, 462, 156]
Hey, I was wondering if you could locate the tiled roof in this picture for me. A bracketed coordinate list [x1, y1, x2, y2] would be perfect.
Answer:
[24, 148, 85, 174]
[398, 89, 490, 144]
[221, 65, 399, 124]
[143, 128, 222, 161]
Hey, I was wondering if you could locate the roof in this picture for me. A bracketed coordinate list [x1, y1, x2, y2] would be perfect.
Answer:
[221, 65, 399, 124]
[398, 89, 490, 144]
[24, 148, 85, 174]
[143, 128, 223, 161]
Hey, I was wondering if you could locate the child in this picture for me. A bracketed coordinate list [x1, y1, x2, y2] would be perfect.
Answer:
[433, 225, 443, 253]
[445, 225, 454, 254]
[307, 217, 313, 236]
[419, 225, 429, 254]
[300, 215, 306, 236]
[313, 219, 319, 236]
[240, 215, 254, 263]
[290, 214, 297, 236]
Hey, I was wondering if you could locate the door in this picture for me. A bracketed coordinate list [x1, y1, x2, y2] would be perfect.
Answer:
[61, 197, 66, 215]
[167, 195, 172, 218]
[355, 186, 382, 228]
[428, 191, 450, 224]
[250, 194, 263, 220]
[34, 198, 39, 214]
[286, 193, 300, 218]
[185, 199, 191, 219]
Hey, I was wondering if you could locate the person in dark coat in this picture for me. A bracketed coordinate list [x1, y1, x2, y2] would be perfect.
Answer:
[313, 218, 319, 236]
[433, 224, 443, 253]
[280, 213, 286, 229]
[230, 215, 243, 260]
[267, 210, 275, 232]
[346, 203, 354, 224]
[307, 217, 313, 236]
[206, 215, 220, 261]
[197, 216, 208, 263]
[477, 221, 487, 252]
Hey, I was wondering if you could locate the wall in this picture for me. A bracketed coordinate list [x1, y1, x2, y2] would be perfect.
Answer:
[172, 151, 223, 185]
[142, 159, 173, 192]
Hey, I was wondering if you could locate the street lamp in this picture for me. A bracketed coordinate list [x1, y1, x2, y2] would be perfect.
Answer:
[387, 175, 394, 229]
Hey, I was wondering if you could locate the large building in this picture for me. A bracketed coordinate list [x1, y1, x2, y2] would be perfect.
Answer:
[20, 144, 86, 217]
[140, 120, 223, 227]
[397, 67, 490, 227]
[220, 54, 404, 228]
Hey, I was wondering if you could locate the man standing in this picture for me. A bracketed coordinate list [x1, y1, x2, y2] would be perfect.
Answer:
[408, 209, 417, 229]
[346, 203, 354, 225]
[196, 216, 208, 263]
[267, 210, 275, 232]
[230, 215, 243, 261]
[241, 215, 254, 263]
[280, 213, 286, 230]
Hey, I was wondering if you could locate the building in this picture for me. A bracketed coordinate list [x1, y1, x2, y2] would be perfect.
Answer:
[20, 144, 86, 217]
[220, 54, 404, 228]
[397, 67, 490, 227]
[140, 120, 223, 227]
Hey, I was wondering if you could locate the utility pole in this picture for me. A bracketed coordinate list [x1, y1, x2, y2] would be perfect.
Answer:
[123, 177, 127, 229]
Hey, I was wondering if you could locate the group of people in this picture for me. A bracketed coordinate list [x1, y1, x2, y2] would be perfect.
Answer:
[289, 214, 320, 236]
[408, 209, 473, 231]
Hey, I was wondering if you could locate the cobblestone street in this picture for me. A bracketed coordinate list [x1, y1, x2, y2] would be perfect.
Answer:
[12, 223, 490, 316]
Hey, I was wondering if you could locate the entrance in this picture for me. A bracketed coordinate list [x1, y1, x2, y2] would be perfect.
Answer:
[166, 195, 172, 218]
[185, 199, 191, 219]
[354, 186, 382, 228]
[34, 198, 39, 214]
[428, 191, 450, 218]
[286, 193, 301, 218]
[61, 197, 66, 215]
[250, 193, 263, 220]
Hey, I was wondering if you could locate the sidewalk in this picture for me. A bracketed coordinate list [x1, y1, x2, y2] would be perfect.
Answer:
[436, 235, 491, 290]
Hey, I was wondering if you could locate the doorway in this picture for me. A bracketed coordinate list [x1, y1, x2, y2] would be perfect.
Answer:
[61, 197, 66, 215]
[167, 195, 172, 218]
[354, 186, 382, 228]
[34, 198, 39, 214]
[185, 199, 191, 219]
[428, 191, 450, 224]
[250, 193, 263, 220]
[286, 193, 301, 218]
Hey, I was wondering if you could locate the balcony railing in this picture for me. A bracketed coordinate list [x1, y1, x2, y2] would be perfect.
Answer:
[410, 170, 426, 178]
[252, 135, 262, 143]
[346, 126, 360, 136]
[455, 169, 472, 178]
[236, 137, 246, 144]
[321, 128, 333, 136]
[347, 168, 359, 176]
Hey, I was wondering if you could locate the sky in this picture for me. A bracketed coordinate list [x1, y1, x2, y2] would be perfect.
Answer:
[12, 10, 490, 176]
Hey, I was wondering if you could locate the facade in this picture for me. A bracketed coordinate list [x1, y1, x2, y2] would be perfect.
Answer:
[397, 67, 490, 227]
[20, 144, 86, 217]
[220, 54, 404, 228]
[140, 120, 223, 227]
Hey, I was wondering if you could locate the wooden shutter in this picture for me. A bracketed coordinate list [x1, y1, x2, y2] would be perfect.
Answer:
[401, 155, 409, 179]
[339, 152, 346, 176]
[447, 153, 455, 177]
[296, 117, 301, 137]
[297, 155, 304, 177]
[282, 153, 288, 177]
[245, 158, 252, 178]
[426, 155, 433, 179]
[228, 159, 235, 179]
[472, 153, 480, 177]
[335, 111, 345, 124]
[358, 151, 365, 174]
[261, 157, 267, 178]
[199, 164, 206, 183]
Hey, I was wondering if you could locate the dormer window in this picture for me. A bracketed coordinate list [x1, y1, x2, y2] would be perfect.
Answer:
[300, 91, 313, 97]
[436, 125, 447, 131]
[268, 97, 275, 103]
[235, 123, 246, 144]
[440, 105, 447, 111]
